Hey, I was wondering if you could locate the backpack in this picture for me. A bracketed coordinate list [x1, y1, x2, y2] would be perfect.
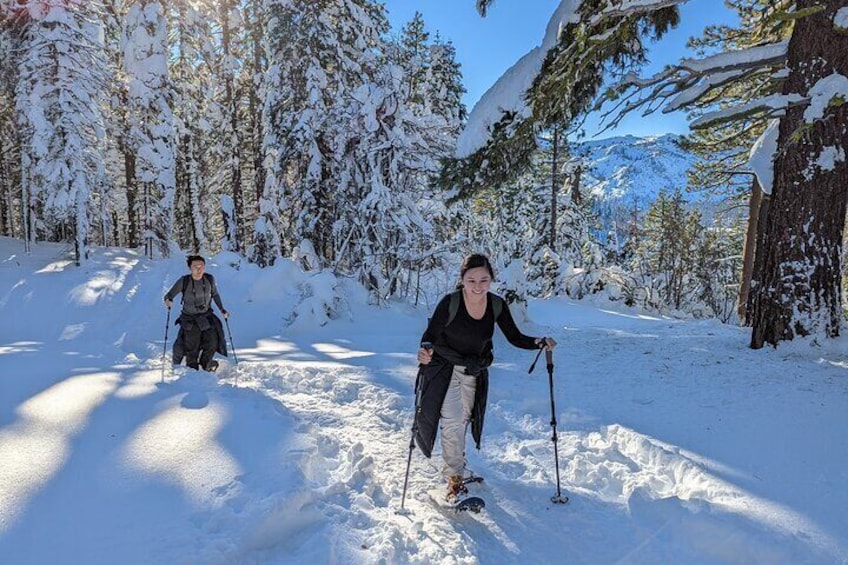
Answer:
[446, 290, 503, 326]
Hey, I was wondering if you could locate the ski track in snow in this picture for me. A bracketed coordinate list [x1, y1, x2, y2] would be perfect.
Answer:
[192, 340, 844, 564]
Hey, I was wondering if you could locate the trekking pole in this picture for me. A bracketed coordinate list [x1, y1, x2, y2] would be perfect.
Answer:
[528, 340, 568, 504]
[224, 316, 239, 385]
[161, 307, 171, 383]
[224, 317, 239, 366]
[399, 372, 422, 513]
[399, 342, 430, 513]
[545, 349, 568, 504]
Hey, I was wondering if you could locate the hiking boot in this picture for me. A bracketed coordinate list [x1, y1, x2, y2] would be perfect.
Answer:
[204, 360, 219, 373]
[446, 474, 468, 503]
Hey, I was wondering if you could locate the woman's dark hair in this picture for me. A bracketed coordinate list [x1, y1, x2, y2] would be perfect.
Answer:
[186, 255, 205, 268]
[459, 253, 495, 284]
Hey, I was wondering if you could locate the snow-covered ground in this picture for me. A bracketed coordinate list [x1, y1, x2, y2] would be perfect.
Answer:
[1, 237, 846, 564]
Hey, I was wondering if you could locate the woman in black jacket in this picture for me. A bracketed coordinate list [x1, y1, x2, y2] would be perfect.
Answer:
[414, 254, 556, 500]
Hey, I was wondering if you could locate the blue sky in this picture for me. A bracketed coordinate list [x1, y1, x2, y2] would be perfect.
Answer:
[383, 0, 739, 139]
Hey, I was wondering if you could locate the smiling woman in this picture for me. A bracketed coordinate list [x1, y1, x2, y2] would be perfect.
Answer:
[411, 252, 555, 501]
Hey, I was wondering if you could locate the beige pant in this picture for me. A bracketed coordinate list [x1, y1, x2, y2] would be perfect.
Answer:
[440, 365, 477, 478]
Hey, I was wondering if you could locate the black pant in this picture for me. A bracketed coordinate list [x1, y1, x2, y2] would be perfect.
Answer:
[183, 324, 218, 370]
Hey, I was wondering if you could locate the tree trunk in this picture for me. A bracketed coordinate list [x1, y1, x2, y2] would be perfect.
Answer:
[250, 0, 265, 216]
[750, 0, 848, 348]
[746, 192, 770, 326]
[0, 136, 10, 236]
[738, 174, 762, 325]
[124, 149, 139, 248]
[571, 165, 582, 205]
[550, 126, 558, 251]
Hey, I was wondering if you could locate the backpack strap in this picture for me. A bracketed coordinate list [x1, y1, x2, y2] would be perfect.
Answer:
[446, 290, 503, 326]
[446, 290, 461, 326]
[180, 273, 210, 304]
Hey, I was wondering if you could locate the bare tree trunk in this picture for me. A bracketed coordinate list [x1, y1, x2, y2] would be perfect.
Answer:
[249, 0, 265, 216]
[750, 0, 848, 348]
[746, 193, 770, 326]
[550, 126, 558, 250]
[570, 165, 582, 205]
[124, 149, 138, 248]
[738, 174, 762, 325]
[0, 135, 10, 236]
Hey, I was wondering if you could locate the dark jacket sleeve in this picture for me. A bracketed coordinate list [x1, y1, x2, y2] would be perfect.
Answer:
[496, 301, 539, 350]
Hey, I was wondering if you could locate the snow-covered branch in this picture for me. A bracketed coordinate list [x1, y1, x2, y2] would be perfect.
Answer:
[590, 0, 686, 26]
[597, 41, 790, 133]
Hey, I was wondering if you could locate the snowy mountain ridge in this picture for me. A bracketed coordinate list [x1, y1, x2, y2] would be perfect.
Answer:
[576, 133, 698, 205]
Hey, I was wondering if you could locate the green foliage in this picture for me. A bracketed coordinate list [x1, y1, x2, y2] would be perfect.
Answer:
[444, 1, 680, 198]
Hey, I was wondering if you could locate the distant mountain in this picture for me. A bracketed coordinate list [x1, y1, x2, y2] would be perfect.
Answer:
[575, 133, 698, 204]
[570, 134, 703, 244]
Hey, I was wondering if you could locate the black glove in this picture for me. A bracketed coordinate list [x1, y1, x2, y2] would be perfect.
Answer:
[480, 348, 493, 369]
[463, 357, 483, 376]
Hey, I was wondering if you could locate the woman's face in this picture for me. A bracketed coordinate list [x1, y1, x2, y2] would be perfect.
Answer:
[462, 266, 492, 298]
[189, 260, 205, 278]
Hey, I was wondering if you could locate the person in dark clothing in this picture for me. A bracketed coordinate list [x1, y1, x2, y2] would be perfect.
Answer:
[164, 255, 230, 371]
[415, 253, 556, 500]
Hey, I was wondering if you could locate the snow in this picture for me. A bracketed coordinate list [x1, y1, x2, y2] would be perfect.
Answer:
[748, 119, 780, 195]
[803, 72, 848, 123]
[690, 92, 804, 129]
[1, 237, 847, 564]
[680, 41, 788, 75]
[455, 0, 580, 158]
[835, 7, 848, 30]
[813, 145, 846, 173]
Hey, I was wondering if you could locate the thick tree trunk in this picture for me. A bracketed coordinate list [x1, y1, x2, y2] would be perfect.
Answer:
[750, 0, 848, 348]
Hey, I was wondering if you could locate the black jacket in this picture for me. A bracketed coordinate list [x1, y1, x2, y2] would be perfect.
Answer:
[412, 292, 538, 458]
[413, 346, 489, 458]
[172, 311, 228, 363]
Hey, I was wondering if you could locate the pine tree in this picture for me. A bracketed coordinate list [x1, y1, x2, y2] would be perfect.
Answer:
[425, 35, 466, 126]
[245, 0, 271, 265]
[442, 0, 680, 198]
[0, 11, 21, 239]
[14, 0, 107, 264]
[123, 0, 176, 259]
[216, 0, 245, 253]
[396, 12, 429, 110]
[263, 0, 389, 266]
[169, 0, 216, 254]
[632, 190, 703, 311]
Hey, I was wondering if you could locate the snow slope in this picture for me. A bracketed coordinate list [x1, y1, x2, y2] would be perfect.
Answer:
[1, 238, 846, 564]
